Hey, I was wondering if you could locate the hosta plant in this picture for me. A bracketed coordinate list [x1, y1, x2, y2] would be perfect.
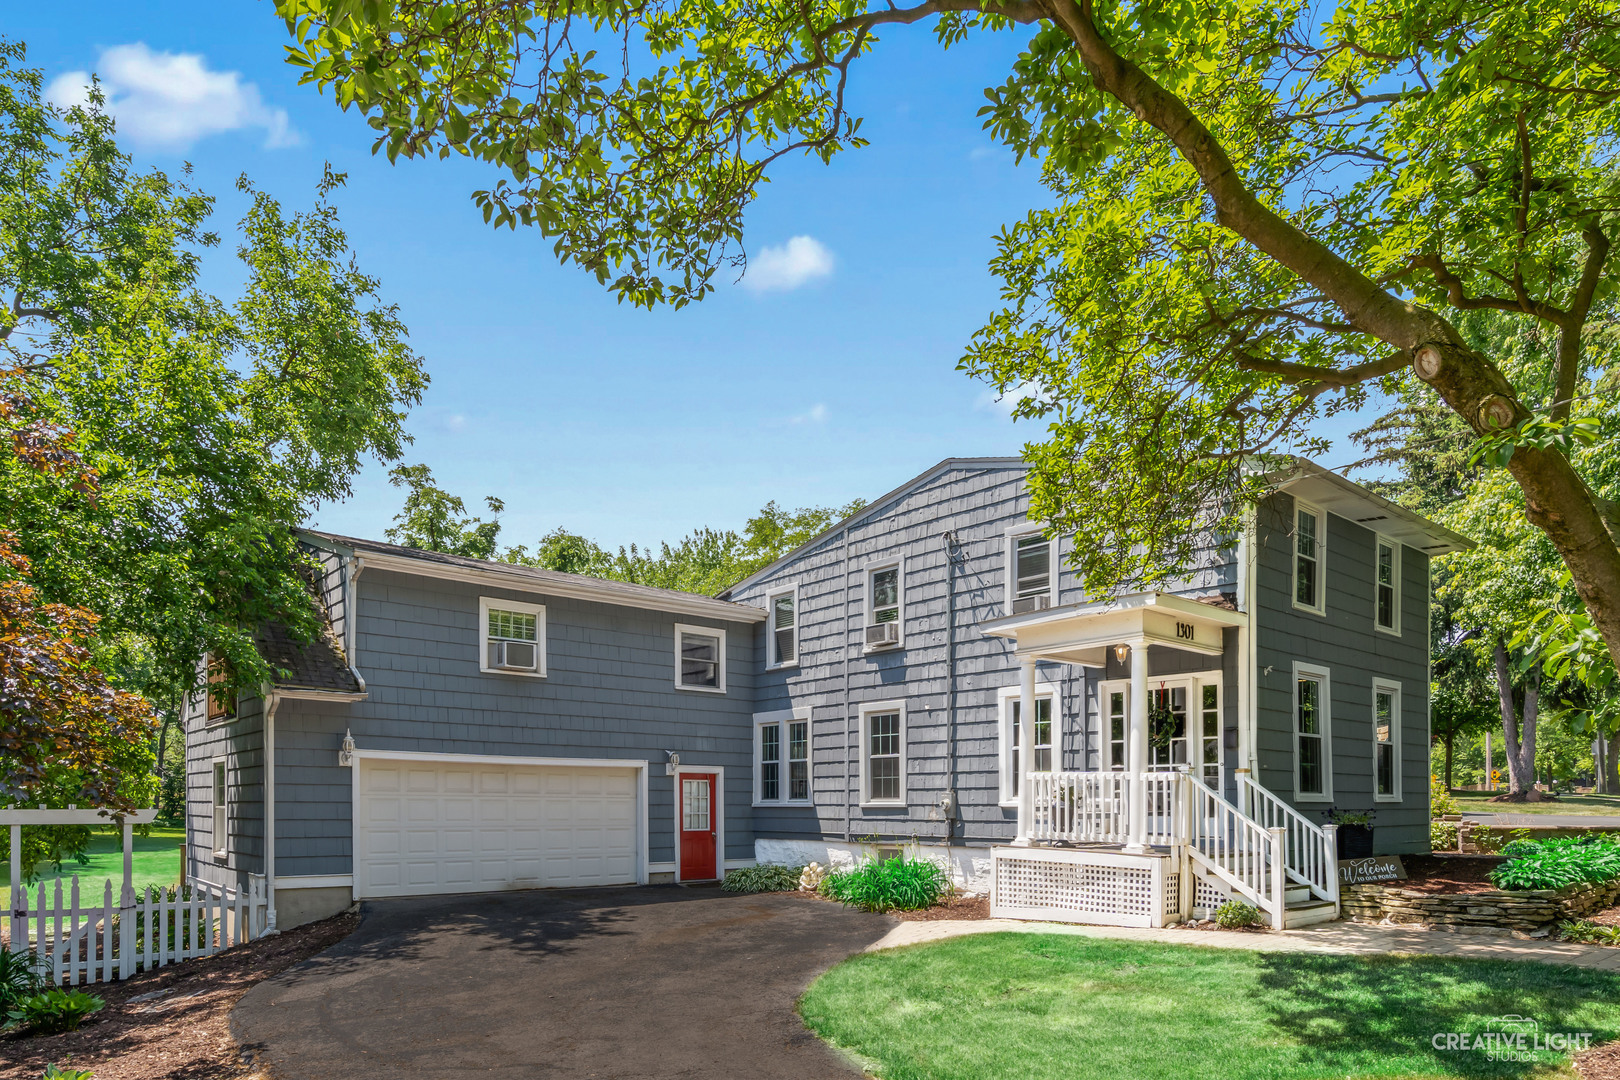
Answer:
[720, 864, 803, 894]
[6, 989, 104, 1034]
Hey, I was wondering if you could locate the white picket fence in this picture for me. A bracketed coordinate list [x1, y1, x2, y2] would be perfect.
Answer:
[6, 874, 267, 985]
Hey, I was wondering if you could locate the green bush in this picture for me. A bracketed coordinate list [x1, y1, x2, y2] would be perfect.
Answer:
[823, 857, 949, 913]
[0, 948, 45, 1012]
[5, 988, 104, 1034]
[721, 864, 804, 894]
[1558, 919, 1620, 945]
[1491, 835, 1620, 891]
[1214, 901, 1263, 929]
[43, 1065, 97, 1080]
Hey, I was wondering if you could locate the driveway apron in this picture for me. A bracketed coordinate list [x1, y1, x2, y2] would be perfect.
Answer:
[232, 886, 893, 1079]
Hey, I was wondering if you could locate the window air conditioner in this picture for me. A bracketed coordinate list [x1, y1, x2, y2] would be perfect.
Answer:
[865, 622, 901, 648]
[490, 639, 538, 671]
[1012, 594, 1053, 615]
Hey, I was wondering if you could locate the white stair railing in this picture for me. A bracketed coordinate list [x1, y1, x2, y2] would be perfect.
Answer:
[1185, 777, 1286, 924]
[1238, 774, 1339, 903]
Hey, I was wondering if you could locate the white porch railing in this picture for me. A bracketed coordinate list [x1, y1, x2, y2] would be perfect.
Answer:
[1239, 773, 1339, 904]
[1024, 770, 1186, 847]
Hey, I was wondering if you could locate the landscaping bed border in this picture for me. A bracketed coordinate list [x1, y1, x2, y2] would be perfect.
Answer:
[1343, 879, 1620, 932]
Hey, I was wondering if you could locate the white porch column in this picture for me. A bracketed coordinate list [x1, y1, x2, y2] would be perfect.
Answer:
[1125, 638, 1149, 853]
[1014, 655, 1037, 844]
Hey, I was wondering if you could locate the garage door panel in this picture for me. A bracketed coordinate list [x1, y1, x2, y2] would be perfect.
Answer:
[358, 760, 640, 898]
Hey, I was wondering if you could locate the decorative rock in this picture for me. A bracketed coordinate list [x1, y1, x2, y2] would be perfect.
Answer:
[1339, 879, 1620, 932]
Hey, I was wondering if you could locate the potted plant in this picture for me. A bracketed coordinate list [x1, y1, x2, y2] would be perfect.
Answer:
[1328, 808, 1375, 858]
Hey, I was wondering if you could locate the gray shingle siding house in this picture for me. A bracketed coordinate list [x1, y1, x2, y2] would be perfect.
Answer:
[187, 456, 1467, 930]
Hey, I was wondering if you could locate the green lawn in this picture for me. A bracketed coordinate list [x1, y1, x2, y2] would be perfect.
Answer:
[799, 933, 1620, 1080]
[1, 827, 185, 897]
[1451, 790, 1620, 817]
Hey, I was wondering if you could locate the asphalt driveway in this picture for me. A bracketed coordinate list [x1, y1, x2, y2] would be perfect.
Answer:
[232, 885, 895, 1079]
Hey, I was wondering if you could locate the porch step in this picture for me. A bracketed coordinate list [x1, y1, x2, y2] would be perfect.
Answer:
[1276, 899, 1339, 929]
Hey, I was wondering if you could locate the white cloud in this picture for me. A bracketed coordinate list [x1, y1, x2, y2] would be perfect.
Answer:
[976, 380, 1041, 420]
[47, 43, 299, 151]
[789, 403, 828, 425]
[742, 236, 835, 293]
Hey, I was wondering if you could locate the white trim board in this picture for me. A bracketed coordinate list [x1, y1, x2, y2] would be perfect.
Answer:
[275, 875, 353, 890]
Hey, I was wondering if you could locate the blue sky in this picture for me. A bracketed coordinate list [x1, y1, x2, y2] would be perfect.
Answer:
[14, 5, 1375, 552]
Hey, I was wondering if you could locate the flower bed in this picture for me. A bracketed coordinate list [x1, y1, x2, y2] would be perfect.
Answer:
[1342, 878, 1620, 932]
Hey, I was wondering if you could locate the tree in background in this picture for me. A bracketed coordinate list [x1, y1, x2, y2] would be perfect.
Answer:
[380, 467, 862, 594]
[0, 40, 427, 717]
[1358, 312, 1619, 798]
[277, 0, 1620, 677]
[385, 463, 505, 559]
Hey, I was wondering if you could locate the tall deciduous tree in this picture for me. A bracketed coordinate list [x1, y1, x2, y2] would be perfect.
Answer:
[0, 40, 428, 710]
[277, 0, 1620, 664]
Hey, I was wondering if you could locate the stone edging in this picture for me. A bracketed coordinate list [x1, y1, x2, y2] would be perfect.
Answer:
[1341, 879, 1620, 932]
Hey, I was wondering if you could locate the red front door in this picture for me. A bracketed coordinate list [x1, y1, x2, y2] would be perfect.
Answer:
[679, 773, 717, 881]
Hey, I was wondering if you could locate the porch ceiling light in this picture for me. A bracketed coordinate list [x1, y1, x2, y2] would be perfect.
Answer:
[1113, 642, 1131, 664]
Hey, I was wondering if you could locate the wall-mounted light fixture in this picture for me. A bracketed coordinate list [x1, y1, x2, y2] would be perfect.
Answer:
[338, 729, 356, 767]
[664, 750, 681, 776]
[1112, 642, 1131, 665]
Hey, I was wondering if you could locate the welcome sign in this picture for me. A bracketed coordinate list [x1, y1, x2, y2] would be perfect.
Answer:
[1339, 856, 1408, 885]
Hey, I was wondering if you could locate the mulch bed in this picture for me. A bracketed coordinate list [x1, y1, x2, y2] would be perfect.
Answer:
[890, 893, 990, 921]
[0, 909, 358, 1080]
[1579, 1040, 1620, 1080]
[1390, 854, 1508, 895]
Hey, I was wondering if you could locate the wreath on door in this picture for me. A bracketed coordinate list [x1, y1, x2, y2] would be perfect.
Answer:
[1147, 693, 1178, 751]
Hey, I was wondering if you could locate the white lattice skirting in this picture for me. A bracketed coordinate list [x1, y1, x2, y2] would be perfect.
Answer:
[990, 846, 1185, 928]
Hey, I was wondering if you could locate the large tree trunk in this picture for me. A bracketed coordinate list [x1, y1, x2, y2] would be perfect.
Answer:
[1605, 731, 1620, 796]
[1493, 640, 1542, 798]
[1043, 0, 1620, 675]
[1444, 728, 1456, 790]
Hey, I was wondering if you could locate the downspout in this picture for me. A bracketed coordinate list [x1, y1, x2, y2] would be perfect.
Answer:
[842, 525, 853, 844]
[262, 688, 280, 935]
[942, 531, 961, 843]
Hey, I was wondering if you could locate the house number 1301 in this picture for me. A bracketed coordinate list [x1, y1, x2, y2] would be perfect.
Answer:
[1175, 622, 1196, 640]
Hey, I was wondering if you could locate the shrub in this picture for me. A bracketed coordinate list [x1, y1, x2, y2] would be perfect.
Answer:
[6, 988, 104, 1034]
[721, 864, 803, 894]
[1430, 776, 1459, 818]
[1490, 834, 1620, 891]
[0, 948, 45, 1012]
[1430, 820, 1459, 851]
[1558, 920, 1620, 946]
[1214, 901, 1264, 929]
[43, 1066, 97, 1080]
[822, 856, 949, 913]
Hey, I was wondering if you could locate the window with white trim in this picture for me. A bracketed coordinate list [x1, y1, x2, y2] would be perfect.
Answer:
[865, 564, 903, 649]
[756, 712, 810, 804]
[1107, 687, 1127, 770]
[1007, 530, 1055, 611]
[1374, 679, 1401, 800]
[1199, 682, 1222, 790]
[1294, 663, 1332, 799]
[1293, 503, 1326, 614]
[479, 597, 546, 677]
[211, 759, 228, 860]
[768, 587, 798, 667]
[999, 687, 1056, 803]
[675, 624, 727, 692]
[1375, 537, 1400, 634]
[860, 703, 905, 805]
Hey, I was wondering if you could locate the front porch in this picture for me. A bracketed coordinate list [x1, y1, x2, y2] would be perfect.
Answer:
[981, 592, 1340, 930]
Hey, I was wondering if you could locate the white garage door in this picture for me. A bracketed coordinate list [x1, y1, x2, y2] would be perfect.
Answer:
[355, 759, 639, 898]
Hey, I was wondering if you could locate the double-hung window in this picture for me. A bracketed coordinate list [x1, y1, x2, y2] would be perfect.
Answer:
[675, 624, 727, 692]
[480, 597, 546, 677]
[755, 711, 810, 804]
[1000, 686, 1056, 803]
[1293, 663, 1332, 799]
[861, 702, 905, 805]
[1373, 679, 1401, 800]
[1375, 537, 1400, 634]
[211, 759, 228, 860]
[768, 587, 798, 667]
[865, 564, 903, 649]
[1008, 531, 1055, 612]
[1293, 502, 1326, 615]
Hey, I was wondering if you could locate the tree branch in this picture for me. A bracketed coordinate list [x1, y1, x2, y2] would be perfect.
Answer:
[1234, 351, 1409, 388]
[1553, 222, 1611, 422]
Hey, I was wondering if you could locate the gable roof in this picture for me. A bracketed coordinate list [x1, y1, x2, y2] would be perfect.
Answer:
[715, 457, 1029, 599]
[303, 529, 767, 623]
[1267, 458, 1474, 555]
[258, 617, 364, 696]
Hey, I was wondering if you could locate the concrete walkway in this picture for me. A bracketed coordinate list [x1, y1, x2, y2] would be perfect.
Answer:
[868, 918, 1620, 970]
